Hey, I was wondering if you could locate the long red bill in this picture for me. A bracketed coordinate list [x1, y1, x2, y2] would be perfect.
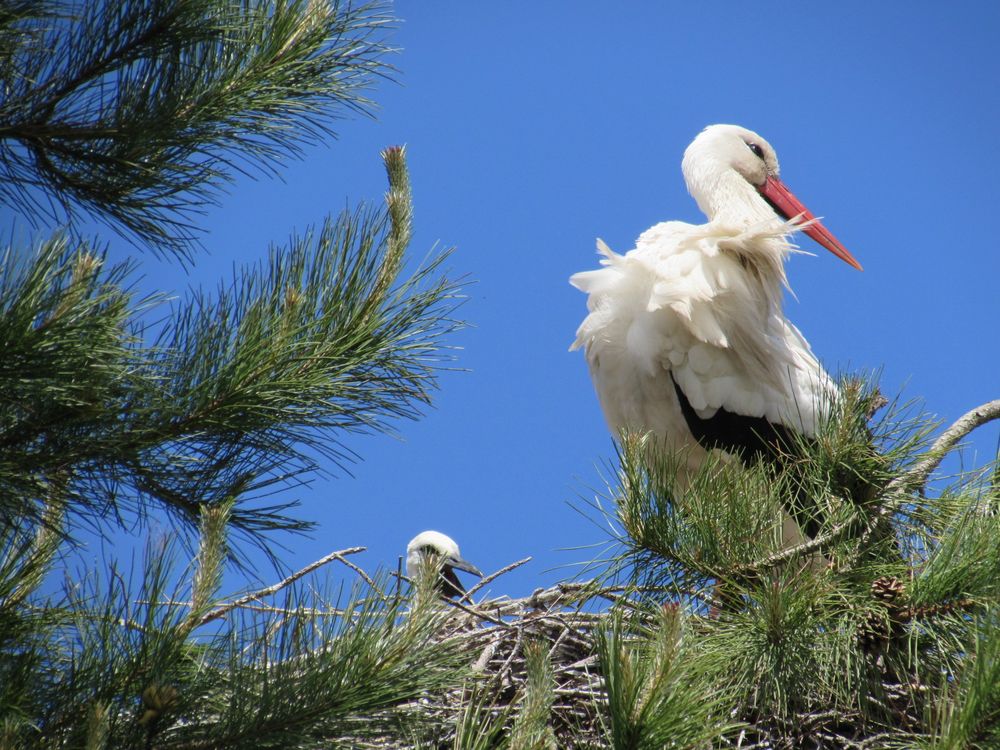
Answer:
[758, 175, 863, 271]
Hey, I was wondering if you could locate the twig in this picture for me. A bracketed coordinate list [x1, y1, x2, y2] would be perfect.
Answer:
[196, 546, 366, 627]
[494, 626, 524, 691]
[525, 611, 591, 645]
[446, 596, 512, 628]
[450, 583, 596, 621]
[899, 597, 978, 623]
[140, 597, 348, 619]
[596, 583, 718, 611]
[221, 602, 349, 618]
[736, 499, 856, 574]
[552, 687, 604, 700]
[462, 556, 532, 602]
[472, 635, 501, 672]
[395, 555, 402, 601]
[559, 654, 599, 672]
[332, 550, 377, 589]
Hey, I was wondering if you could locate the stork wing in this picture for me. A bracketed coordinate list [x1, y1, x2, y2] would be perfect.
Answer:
[669, 371, 799, 462]
[571, 223, 837, 445]
[633, 221, 838, 438]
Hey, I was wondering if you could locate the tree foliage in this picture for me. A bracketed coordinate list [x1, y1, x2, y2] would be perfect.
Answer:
[332, 386, 1000, 749]
[0, 2, 461, 550]
[0, 0, 393, 256]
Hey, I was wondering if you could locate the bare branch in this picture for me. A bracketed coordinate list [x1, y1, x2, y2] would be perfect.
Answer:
[445, 596, 511, 628]
[331, 550, 378, 589]
[891, 399, 1000, 495]
[847, 399, 1000, 552]
[461, 556, 532, 602]
[196, 546, 366, 626]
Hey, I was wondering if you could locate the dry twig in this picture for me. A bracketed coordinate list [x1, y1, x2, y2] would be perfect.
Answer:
[462, 556, 532, 601]
[196, 546, 366, 627]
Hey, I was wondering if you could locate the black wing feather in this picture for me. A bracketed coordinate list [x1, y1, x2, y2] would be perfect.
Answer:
[440, 565, 466, 599]
[670, 372, 799, 461]
[670, 372, 821, 539]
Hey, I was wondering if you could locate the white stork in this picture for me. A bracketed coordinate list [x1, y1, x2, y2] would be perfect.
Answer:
[571, 124, 863, 541]
[406, 530, 483, 599]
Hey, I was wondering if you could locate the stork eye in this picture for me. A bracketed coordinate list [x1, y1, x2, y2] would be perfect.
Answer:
[746, 142, 765, 160]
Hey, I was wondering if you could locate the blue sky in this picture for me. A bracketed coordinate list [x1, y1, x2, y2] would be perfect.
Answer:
[19, 3, 1000, 600]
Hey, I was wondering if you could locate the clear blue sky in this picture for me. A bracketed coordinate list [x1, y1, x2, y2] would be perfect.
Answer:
[24, 3, 1000, 599]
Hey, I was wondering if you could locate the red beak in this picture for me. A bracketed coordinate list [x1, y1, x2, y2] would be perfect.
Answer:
[758, 175, 863, 271]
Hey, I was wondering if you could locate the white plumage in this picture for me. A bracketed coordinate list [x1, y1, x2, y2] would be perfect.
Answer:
[571, 124, 862, 485]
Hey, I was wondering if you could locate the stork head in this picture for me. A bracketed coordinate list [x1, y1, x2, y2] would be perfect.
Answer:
[406, 530, 483, 599]
[682, 124, 862, 271]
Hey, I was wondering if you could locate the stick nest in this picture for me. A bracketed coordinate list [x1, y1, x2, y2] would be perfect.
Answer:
[353, 577, 908, 749]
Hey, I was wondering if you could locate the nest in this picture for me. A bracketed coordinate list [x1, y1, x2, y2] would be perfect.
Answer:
[356, 574, 924, 750]
[257, 550, 930, 748]
[389, 581, 611, 749]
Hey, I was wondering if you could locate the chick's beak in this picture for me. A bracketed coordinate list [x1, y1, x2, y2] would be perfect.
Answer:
[448, 556, 483, 577]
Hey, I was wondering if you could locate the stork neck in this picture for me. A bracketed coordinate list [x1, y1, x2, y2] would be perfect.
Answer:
[697, 169, 777, 227]
[686, 165, 789, 293]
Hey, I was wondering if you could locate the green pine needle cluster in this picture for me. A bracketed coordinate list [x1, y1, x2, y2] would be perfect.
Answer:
[0, 154, 461, 551]
[0, 0, 394, 256]
[579, 378, 1000, 747]
[597, 605, 738, 749]
[2, 532, 471, 748]
[369, 384, 1000, 748]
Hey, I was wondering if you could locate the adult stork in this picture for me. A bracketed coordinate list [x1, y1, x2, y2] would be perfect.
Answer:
[406, 530, 483, 599]
[570, 124, 863, 543]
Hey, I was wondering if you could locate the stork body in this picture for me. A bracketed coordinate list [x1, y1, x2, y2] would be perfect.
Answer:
[571, 125, 862, 517]
[406, 530, 483, 599]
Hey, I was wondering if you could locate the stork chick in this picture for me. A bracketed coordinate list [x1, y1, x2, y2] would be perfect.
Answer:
[406, 530, 483, 599]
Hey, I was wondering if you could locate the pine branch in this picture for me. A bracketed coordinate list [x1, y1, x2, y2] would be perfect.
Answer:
[846, 399, 1000, 553]
[1, 149, 462, 545]
[0, 235, 150, 529]
[892, 399, 1000, 496]
[2, 536, 476, 748]
[598, 605, 740, 748]
[0, 0, 395, 256]
[923, 616, 1000, 749]
[734, 493, 857, 575]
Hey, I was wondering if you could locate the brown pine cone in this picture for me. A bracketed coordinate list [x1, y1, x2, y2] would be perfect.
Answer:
[871, 575, 905, 604]
[857, 609, 891, 655]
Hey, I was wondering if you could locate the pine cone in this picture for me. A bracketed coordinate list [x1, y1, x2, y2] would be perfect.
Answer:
[859, 578, 908, 655]
[871, 575, 905, 604]
[857, 609, 890, 654]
